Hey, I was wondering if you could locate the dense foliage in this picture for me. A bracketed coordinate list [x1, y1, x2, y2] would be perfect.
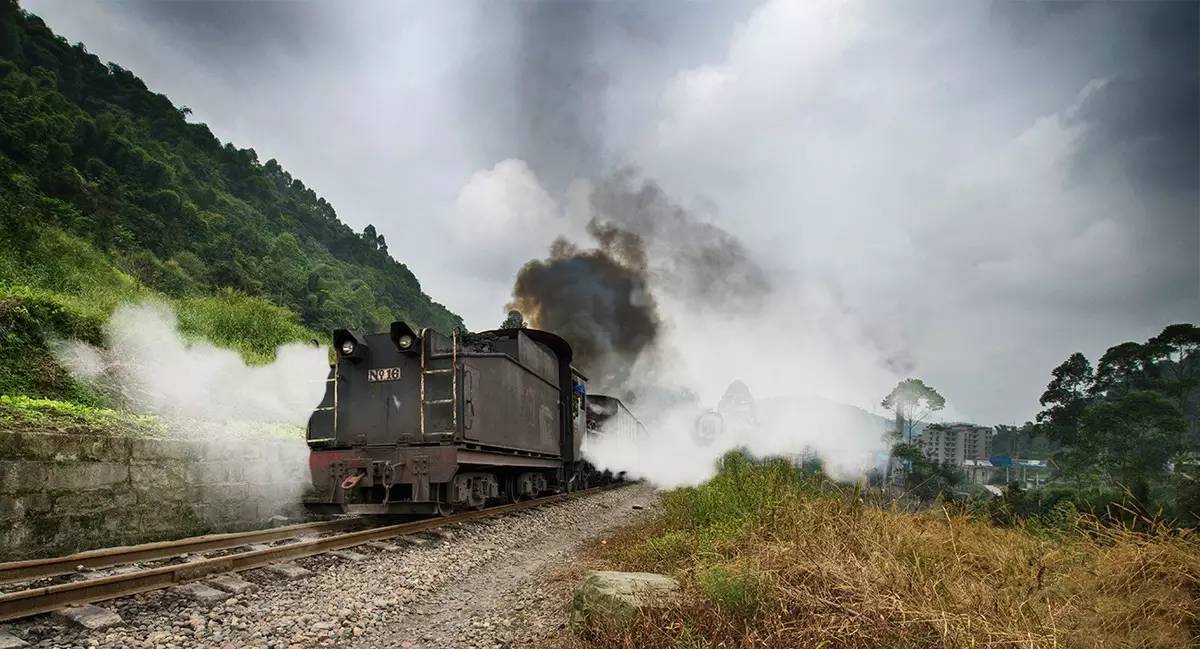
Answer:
[0, 2, 460, 339]
[1034, 323, 1200, 524]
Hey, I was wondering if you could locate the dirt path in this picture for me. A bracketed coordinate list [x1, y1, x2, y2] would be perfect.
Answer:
[355, 483, 658, 648]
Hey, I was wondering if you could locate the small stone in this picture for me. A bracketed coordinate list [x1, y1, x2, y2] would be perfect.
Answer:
[173, 583, 228, 603]
[328, 550, 367, 562]
[207, 574, 256, 594]
[0, 630, 28, 648]
[264, 563, 313, 580]
[365, 541, 402, 552]
[56, 605, 124, 630]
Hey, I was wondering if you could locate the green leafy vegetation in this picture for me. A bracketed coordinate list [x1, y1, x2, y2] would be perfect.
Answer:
[0, 2, 462, 403]
[0, 394, 160, 435]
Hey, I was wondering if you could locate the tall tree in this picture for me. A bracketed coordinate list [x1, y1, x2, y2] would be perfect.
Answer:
[881, 378, 946, 442]
[1146, 324, 1200, 401]
[1092, 342, 1151, 398]
[1036, 352, 1094, 446]
[1147, 323, 1200, 444]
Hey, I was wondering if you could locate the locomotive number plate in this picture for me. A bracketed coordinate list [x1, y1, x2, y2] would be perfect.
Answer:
[367, 367, 402, 382]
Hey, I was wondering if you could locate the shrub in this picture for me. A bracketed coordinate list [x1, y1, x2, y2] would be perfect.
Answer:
[174, 291, 319, 365]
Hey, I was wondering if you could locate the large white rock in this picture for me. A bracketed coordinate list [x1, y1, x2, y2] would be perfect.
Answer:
[570, 570, 682, 628]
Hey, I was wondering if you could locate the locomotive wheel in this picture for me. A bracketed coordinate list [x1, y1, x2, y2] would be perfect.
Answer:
[435, 500, 453, 517]
[506, 476, 523, 503]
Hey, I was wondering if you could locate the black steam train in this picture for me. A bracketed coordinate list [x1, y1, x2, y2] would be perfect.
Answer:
[304, 322, 642, 515]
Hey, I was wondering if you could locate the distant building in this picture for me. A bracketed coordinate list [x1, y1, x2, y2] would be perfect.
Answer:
[962, 459, 997, 484]
[915, 423, 994, 466]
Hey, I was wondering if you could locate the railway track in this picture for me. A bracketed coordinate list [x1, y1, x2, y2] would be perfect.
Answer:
[0, 486, 618, 623]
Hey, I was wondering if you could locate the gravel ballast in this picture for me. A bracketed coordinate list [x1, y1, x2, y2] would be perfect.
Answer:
[2, 484, 658, 649]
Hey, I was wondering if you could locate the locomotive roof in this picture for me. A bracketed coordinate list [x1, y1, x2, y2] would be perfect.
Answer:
[472, 327, 575, 366]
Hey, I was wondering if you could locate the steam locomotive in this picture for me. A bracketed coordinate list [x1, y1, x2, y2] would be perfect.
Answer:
[303, 322, 642, 515]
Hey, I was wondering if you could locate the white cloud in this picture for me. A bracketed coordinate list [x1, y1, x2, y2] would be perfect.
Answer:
[450, 159, 564, 276]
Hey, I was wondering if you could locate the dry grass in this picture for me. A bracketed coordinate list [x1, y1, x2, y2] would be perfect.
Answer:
[570, 457, 1200, 648]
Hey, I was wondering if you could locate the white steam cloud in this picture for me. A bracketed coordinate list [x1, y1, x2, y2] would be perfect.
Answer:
[56, 302, 329, 518]
[487, 169, 902, 487]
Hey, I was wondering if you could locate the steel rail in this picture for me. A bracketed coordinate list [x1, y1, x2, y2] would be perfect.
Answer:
[0, 485, 618, 622]
[0, 518, 368, 585]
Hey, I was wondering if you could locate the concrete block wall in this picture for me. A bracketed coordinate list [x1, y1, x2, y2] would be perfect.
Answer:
[0, 429, 311, 561]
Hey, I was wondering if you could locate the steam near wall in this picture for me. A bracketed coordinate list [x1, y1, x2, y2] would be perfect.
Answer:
[56, 302, 328, 517]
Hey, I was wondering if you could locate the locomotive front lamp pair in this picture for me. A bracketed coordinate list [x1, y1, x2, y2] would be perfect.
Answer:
[334, 323, 419, 361]
[341, 335, 412, 355]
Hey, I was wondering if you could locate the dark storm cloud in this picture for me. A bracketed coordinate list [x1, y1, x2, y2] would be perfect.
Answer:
[511, 3, 607, 191]
[88, 1, 327, 69]
[461, 1, 759, 192]
[1069, 3, 1198, 195]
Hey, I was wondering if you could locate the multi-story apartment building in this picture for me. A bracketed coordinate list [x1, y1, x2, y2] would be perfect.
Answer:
[915, 423, 993, 466]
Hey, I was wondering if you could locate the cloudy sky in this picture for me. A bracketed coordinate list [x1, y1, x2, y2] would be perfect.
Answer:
[25, 0, 1198, 425]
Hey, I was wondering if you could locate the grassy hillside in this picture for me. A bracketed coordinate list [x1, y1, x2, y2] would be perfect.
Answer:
[0, 2, 462, 403]
[576, 454, 1200, 648]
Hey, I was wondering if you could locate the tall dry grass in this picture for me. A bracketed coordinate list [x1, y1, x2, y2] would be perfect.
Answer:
[576, 456, 1199, 648]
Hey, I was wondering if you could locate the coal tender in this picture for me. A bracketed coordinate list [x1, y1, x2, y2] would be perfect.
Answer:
[304, 323, 591, 515]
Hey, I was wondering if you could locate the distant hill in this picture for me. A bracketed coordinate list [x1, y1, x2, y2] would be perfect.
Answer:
[0, 3, 462, 400]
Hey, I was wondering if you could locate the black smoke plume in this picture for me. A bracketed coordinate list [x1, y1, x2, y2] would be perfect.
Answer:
[509, 169, 770, 391]
[590, 169, 770, 308]
[509, 236, 659, 390]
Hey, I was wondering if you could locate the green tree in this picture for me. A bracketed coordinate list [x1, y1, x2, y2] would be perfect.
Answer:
[881, 378, 945, 442]
[1146, 323, 1200, 408]
[1036, 352, 1094, 446]
[1077, 391, 1186, 506]
[1091, 341, 1151, 398]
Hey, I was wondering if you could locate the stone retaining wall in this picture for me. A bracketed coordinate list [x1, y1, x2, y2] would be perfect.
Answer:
[0, 428, 311, 561]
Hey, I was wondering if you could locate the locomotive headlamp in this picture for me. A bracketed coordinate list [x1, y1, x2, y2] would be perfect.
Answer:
[389, 321, 420, 355]
[332, 329, 368, 362]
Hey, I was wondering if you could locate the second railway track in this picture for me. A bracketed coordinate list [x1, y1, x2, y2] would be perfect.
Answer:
[0, 485, 620, 623]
